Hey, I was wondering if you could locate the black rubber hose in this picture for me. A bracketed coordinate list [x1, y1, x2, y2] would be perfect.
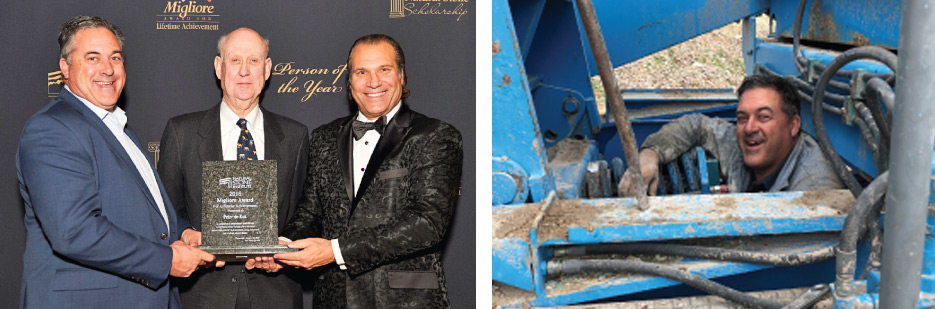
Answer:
[859, 202, 884, 280]
[796, 90, 880, 154]
[759, 65, 848, 104]
[762, 56, 890, 165]
[548, 259, 785, 309]
[864, 78, 896, 173]
[839, 172, 888, 253]
[553, 243, 834, 266]
[835, 171, 889, 299]
[792, 0, 894, 84]
[784, 70, 884, 158]
[858, 77, 893, 174]
[792, 0, 808, 75]
[855, 102, 885, 170]
[792, 80, 877, 154]
[551, 172, 888, 271]
[791, 77, 847, 104]
[796, 90, 844, 116]
[812, 46, 898, 197]
[866, 77, 896, 112]
[548, 174, 889, 306]
[789, 0, 895, 173]
[864, 77, 894, 144]
[852, 116, 878, 155]
[795, 80, 845, 105]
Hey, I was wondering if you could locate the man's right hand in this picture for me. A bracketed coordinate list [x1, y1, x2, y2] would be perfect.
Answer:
[169, 241, 221, 277]
[246, 239, 288, 273]
[620, 148, 661, 196]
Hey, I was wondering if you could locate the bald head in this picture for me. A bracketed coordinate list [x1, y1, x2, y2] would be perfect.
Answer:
[217, 28, 269, 59]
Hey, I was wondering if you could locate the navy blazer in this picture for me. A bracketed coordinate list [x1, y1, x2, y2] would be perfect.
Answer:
[17, 90, 189, 308]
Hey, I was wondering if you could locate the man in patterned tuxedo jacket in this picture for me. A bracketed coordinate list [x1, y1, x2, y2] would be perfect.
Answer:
[251, 34, 463, 308]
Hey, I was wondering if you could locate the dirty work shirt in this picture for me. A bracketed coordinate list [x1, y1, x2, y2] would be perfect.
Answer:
[640, 114, 844, 193]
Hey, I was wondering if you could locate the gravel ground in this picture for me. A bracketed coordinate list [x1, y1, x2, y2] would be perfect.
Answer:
[593, 15, 771, 114]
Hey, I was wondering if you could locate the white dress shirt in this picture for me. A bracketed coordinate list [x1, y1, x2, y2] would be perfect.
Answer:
[220, 101, 264, 161]
[332, 102, 402, 271]
[67, 86, 170, 232]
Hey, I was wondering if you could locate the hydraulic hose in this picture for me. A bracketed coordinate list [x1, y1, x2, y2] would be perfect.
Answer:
[835, 171, 889, 300]
[552, 175, 889, 275]
[811, 46, 897, 197]
[855, 102, 885, 169]
[859, 204, 884, 280]
[547, 174, 888, 307]
[795, 90, 879, 154]
[792, 0, 894, 83]
[789, 0, 895, 167]
[864, 77, 894, 142]
[759, 65, 846, 104]
[792, 0, 808, 75]
[553, 243, 833, 266]
[860, 77, 894, 173]
[548, 259, 785, 309]
[762, 58, 890, 173]
[797, 90, 843, 116]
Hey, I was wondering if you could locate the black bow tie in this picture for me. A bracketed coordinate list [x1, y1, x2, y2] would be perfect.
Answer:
[352, 116, 387, 140]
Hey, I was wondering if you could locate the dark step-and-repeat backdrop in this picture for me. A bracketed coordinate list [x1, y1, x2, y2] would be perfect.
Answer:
[0, 1, 474, 307]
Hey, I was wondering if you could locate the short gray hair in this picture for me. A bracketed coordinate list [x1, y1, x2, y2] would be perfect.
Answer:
[58, 16, 124, 63]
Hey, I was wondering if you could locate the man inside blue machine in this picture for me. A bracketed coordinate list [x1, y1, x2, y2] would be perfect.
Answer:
[624, 74, 844, 194]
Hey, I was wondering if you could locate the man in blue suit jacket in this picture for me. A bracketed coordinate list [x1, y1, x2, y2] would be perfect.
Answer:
[16, 16, 220, 308]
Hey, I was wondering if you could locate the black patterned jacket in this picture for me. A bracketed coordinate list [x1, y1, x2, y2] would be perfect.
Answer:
[282, 104, 462, 308]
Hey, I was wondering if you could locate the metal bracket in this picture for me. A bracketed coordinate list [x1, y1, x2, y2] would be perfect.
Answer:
[844, 70, 868, 126]
[807, 59, 821, 83]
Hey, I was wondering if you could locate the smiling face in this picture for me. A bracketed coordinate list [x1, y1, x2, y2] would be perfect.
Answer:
[348, 41, 405, 120]
[736, 87, 801, 180]
[215, 28, 271, 114]
[59, 27, 125, 112]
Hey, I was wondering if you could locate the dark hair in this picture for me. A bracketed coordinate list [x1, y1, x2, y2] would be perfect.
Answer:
[58, 16, 125, 63]
[345, 34, 409, 102]
[737, 74, 800, 120]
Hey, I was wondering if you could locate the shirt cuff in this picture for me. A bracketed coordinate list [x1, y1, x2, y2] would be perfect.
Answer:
[331, 239, 347, 270]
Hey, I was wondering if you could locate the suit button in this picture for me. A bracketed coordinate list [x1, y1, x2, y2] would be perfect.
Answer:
[160, 233, 168, 240]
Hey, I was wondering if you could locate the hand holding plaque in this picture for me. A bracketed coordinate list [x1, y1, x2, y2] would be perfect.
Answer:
[198, 160, 297, 261]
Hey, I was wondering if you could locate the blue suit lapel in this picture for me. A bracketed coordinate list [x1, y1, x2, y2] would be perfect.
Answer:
[60, 91, 165, 225]
[150, 160, 179, 234]
[125, 125, 172, 229]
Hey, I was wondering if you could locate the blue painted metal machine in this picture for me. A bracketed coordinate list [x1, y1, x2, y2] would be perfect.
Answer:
[492, 0, 935, 307]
